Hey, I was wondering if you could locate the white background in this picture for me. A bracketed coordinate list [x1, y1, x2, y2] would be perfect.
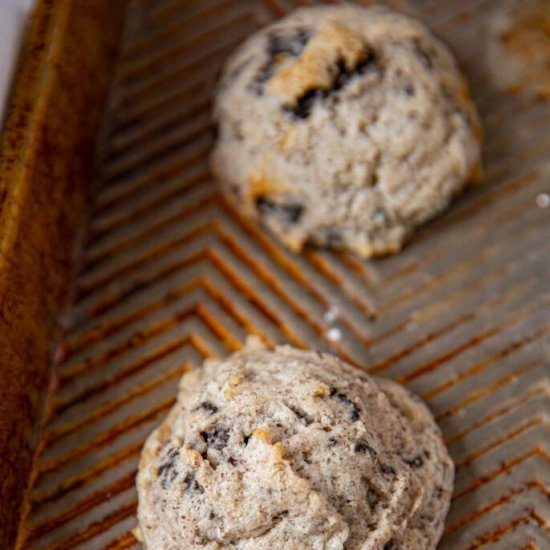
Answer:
[0, 0, 32, 124]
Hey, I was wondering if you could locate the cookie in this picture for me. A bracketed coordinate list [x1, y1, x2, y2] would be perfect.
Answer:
[136, 339, 454, 549]
[211, 5, 482, 258]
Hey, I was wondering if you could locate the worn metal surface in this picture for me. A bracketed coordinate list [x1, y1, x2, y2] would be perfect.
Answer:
[16, 0, 550, 548]
[0, 0, 126, 546]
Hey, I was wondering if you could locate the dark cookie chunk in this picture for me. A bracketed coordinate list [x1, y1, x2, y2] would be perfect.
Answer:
[381, 464, 396, 477]
[253, 27, 312, 89]
[194, 402, 219, 414]
[332, 50, 377, 91]
[158, 447, 180, 489]
[201, 424, 230, 451]
[405, 454, 424, 469]
[284, 88, 327, 119]
[285, 49, 377, 119]
[268, 27, 311, 58]
[183, 471, 204, 495]
[255, 196, 304, 224]
[354, 440, 377, 459]
[327, 436, 338, 448]
[273, 510, 289, 522]
[330, 387, 360, 422]
[287, 404, 314, 425]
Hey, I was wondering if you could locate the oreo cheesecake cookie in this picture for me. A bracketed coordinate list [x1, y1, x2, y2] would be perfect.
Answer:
[211, 5, 482, 257]
[136, 339, 454, 549]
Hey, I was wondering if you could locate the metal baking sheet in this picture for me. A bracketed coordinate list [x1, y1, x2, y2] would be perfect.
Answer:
[16, 0, 550, 548]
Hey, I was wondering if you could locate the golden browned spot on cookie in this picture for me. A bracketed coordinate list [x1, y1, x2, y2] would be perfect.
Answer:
[266, 21, 366, 102]
[223, 372, 244, 399]
[182, 449, 202, 467]
[281, 232, 306, 253]
[273, 441, 285, 460]
[312, 382, 330, 397]
[247, 175, 289, 200]
[252, 426, 273, 443]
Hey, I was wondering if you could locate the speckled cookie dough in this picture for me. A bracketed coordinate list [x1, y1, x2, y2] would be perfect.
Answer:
[136, 339, 454, 549]
[211, 5, 482, 258]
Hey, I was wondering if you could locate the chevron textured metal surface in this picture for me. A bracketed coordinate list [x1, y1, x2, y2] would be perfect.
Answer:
[16, 0, 550, 548]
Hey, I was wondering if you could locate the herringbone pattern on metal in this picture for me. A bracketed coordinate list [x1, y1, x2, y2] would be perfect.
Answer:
[17, 0, 550, 548]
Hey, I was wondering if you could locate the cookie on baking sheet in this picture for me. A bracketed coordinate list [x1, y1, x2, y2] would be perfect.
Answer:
[136, 339, 454, 549]
[211, 5, 482, 258]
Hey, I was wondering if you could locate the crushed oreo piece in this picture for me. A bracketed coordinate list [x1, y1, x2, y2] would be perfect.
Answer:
[183, 471, 204, 494]
[332, 51, 377, 91]
[201, 424, 230, 451]
[287, 404, 313, 425]
[158, 447, 179, 489]
[273, 510, 289, 522]
[284, 88, 327, 119]
[354, 440, 377, 459]
[381, 464, 396, 476]
[253, 27, 312, 90]
[330, 388, 360, 422]
[405, 455, 424, 469]
[228, 456, 238, 466]
[243, 434, 251, 445]
[194, 402, 219, 414]
[327, 437, 338, 448]
[383, 540, 397, 550]
[284, 49, 376, 119]
[268, 27, 311, 58]
[255, 196, 304, 224]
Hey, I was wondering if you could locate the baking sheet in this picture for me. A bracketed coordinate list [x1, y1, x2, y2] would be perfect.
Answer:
[16, 0, 550, 548]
